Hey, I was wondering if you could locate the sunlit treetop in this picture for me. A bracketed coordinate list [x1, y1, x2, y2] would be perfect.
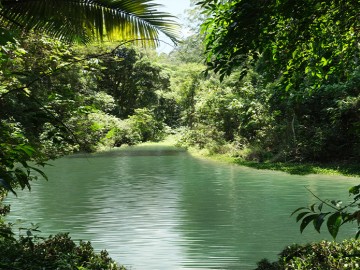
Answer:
[198, 0, 360, 85]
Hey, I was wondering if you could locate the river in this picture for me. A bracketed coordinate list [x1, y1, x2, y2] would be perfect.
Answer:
[5, 145, 358, 269]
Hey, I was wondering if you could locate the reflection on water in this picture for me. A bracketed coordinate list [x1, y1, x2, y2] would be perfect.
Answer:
[6, 146, 358, 269]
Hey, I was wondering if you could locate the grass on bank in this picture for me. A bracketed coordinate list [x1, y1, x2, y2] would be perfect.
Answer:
[180, 145, 360, 178]
[232, 159, 360, 177]
[107, 134, 360, 177]
[201, 152, 360, 177]
[137, 134, 360, 178]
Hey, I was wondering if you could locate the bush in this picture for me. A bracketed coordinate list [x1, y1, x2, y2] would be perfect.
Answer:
[255, 239, 360, 270]
[0, 232, 125, 270]
[178, 125, 226, 154]
[108, 120, 142, 147]
[127, 108, 166, 142]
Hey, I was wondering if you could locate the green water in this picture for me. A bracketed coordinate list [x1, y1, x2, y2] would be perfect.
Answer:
[6, 146, 359, 269]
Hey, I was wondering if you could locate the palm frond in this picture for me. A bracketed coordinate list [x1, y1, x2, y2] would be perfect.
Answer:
[0, 0, 180, 45]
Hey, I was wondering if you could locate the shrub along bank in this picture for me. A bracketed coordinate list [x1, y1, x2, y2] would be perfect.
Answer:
[181, 144, 360, 178]
[0, 232, 125, 270]
[255, 239, 360, 270]
[0, 201, 125, 269]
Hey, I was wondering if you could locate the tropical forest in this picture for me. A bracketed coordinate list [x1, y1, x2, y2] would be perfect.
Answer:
[1, 0, 360, 269]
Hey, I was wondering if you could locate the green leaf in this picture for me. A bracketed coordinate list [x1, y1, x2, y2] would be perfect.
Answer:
[300, 214, 318, 233]
[318, 202, 323, 212]
[14, 168, 30, 190]
[327, 212, 343, 239]
[28, 166, 49, 181]
[292, 50, 298, 59]
[291, 207, 308, 216]
[296, 211, 310, 222]
[321, 57, 328, 66]
[15, 144, 35, 157]
[285, 82, 293, 91]
[1, 0, 181, 44]
[313, 212, 329, 233]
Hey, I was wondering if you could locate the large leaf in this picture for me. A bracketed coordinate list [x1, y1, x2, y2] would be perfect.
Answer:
[296, 211, 310, 223]
[0, 0, 180, 45]
[300, 214, 318, 233]
[313, 212, 330, 233]
[14, 168, 31, 190]
[327, 212, 343, 239]
[28, 166, 49, 181]
[291, 207, 308, 216]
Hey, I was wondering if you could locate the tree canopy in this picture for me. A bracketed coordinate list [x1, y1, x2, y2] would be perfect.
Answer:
[199, 0, 360, 85]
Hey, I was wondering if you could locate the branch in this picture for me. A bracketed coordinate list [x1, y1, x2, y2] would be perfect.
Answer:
[305, 187, 339, 211]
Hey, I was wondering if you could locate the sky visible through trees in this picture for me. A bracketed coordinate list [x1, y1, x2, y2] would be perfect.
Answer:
[155, 0, 191, 53]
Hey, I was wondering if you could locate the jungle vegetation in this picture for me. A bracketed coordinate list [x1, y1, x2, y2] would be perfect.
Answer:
[1, 0, 360, 269]
[0, 0, 179, 268]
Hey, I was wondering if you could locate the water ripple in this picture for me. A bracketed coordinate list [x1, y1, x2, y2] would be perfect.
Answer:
[5, 146, 359, 269]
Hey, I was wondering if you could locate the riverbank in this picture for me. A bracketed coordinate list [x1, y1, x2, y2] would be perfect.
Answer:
[144, 136, 360, 178]
[189, 149, 360, 177]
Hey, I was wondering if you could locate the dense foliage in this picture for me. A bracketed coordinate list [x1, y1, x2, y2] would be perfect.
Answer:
[3, 0, 357, 199]
[255, 239, 360, 270]
[199, 0, 360, 85]
[1, 0, 360, 268]
[0, 231, 125, 269]
[0, 33, 178, 193]
[187, 0, 360, 250]
[0, 1, 173, 270]
[166, 1, 360, 251]
[0, 34, 178, 268]
[292, 184, 360, 240]
[168, 0, 360, 164]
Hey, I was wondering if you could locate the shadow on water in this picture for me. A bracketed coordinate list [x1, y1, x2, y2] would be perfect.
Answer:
[69, 145, 187, 158]
[234, 159, 360, 177]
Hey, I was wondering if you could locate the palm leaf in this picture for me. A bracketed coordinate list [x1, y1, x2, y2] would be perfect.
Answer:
[0, 0, 180, 45]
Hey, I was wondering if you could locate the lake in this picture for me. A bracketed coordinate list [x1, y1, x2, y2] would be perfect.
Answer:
[6, 145, 358, 269]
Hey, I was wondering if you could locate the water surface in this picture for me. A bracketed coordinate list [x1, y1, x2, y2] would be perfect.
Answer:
[6, 146, 358, 269]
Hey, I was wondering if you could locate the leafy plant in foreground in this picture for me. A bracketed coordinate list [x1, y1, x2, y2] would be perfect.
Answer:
[0, 232, 125, 269]
[0, 121, 48, 196]
[292, 185, 360, 239]
[1, 0, 180, 45]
